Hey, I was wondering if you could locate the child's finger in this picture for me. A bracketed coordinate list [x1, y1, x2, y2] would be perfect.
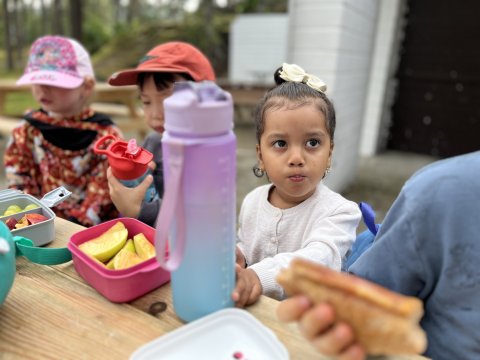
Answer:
[300, 303, 336, 337]
[309, 322, 358, 358]
[106, 167, 122, 187]
[247, 283, 263, 306]
[277, 295, 312, 322]
[235, 248, 246, 268]
[138, 174, 153, 191]
[232, 272, 250, 308]
[147, 160, 156, 170]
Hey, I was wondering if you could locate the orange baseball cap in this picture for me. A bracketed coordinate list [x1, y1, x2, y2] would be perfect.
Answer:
[108, 41, 215, 86]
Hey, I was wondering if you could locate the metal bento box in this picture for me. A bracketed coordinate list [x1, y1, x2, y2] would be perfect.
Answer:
[0, 187, 71, 246]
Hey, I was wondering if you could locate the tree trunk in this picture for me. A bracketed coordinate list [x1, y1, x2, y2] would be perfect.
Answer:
[127, 0, 139, 24]
[2, 0, 14, 70]
[40, 0, 48, 33]
[52, 0, 64, 34]
[113, 0, 122, 23]
[199, 0, 217, 63]
[13, 0, 23, 65]
[69, 0, 82, 41]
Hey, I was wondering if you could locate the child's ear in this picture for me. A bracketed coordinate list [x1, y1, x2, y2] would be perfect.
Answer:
[256, 144, 264, 168]
[329, 141, 334, 158]
[83, 76, 95, 95]
[327, 141, 334, 167]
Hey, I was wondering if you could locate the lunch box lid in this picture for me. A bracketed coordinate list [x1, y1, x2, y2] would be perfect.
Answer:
[130, 308, 289, 360]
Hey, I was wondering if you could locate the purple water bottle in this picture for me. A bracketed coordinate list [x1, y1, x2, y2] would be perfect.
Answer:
[154, 81, 236, 322]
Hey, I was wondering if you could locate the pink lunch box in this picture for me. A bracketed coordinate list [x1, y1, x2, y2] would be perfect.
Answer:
[68, 217, 170, 303]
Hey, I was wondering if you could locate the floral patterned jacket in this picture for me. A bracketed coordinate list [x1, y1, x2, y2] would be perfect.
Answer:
[4, 108, 122, 226]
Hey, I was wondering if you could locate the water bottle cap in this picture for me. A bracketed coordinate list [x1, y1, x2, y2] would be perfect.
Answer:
[164, 81, 234, 136]
[93, 135, 153, 180]
[126, 139, 141, 158]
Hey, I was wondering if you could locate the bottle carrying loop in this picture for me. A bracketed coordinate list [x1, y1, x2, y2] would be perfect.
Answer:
[154, 141, 186, 271]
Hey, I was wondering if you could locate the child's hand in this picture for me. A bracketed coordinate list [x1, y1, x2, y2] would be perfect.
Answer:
[231, 265, 262, 308]
[147, 160, 156, 171]
[277, 295, 366, 360]
[235, 246, 246, 268]
[107, 167, 153, 218]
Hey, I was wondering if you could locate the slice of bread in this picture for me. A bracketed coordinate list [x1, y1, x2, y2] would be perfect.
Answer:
[277, 258, 427, 356]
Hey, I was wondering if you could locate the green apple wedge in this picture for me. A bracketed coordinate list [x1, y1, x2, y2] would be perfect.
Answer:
[78, 222, 128, 262]
[3, 204, 22, 216]
[133, 233, 156, 260]
[105, 239, 136, 269]
[113, 249, 144, 270]
[23, 204, 39, 211]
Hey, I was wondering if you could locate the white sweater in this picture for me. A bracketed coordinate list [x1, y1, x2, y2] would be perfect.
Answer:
[237, 183, 361, 299]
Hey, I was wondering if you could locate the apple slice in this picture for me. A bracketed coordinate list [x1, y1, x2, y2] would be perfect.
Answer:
[25, 213, 49, 225]
[113, 248, 144, 270]
[105, 239, 136, 269]
[79, 226, 128, 262]
[15, 223, 28, 229]
[15, 216, 29, 229]
[5, 204, 22, 215]
[3, 210, 18, 217]
[5, 217, 18, 230]
[133, 233, 156, 260]
[24, 204, 39, 211]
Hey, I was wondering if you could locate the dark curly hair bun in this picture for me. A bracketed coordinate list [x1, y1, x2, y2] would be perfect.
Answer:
[273, 66, 286, 85]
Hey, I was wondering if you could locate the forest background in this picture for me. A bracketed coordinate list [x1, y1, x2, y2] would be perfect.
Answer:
[1, 0, 287, 81]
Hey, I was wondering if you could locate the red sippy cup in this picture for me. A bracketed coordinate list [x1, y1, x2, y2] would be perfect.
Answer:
[93, 134, 153, 181]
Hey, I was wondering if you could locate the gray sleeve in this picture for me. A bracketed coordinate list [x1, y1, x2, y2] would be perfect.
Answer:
[137, 199, 161, 227]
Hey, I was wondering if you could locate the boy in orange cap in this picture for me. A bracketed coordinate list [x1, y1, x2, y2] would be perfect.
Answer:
[106, 42, 215, 226]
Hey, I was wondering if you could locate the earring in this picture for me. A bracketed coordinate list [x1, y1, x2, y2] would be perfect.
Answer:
[253, 165, 265, 178]
[323, 166, 331, 179]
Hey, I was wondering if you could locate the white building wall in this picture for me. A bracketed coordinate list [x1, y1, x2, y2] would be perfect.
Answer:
[228, 14, 289, 85]
[360, 0, 404, 156]
[287, 0, 380, 192]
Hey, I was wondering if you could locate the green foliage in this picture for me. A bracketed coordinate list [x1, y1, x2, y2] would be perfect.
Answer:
[232, 0, 287, 13]
[2, 0, 288, 80]
[4, 92, 36, 117]
[92, 21, 182, 81]
[83, 18, 113, 55]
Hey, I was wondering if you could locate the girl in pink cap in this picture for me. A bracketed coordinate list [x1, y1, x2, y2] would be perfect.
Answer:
[4, 35, 122, 227]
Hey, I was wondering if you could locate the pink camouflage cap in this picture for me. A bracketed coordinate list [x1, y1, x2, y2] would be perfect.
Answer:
[16, 35, 95, 89]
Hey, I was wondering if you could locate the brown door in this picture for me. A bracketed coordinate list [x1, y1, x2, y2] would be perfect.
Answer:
[388, 0, 480, 157]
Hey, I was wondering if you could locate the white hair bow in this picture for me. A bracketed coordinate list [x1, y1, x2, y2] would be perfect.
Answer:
[278, 63, 327, 93]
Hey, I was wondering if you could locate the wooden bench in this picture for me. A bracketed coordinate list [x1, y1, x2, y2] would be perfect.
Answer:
[219, 82, 270, 125]
[0, 116, 21, 137]
[90, 102, 147, 138]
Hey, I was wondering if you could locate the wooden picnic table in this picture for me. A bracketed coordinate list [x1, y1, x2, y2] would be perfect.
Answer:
[0, 217, 430, 360]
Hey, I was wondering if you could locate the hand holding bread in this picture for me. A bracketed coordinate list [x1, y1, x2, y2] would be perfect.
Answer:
[276, 258, 427, 356]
